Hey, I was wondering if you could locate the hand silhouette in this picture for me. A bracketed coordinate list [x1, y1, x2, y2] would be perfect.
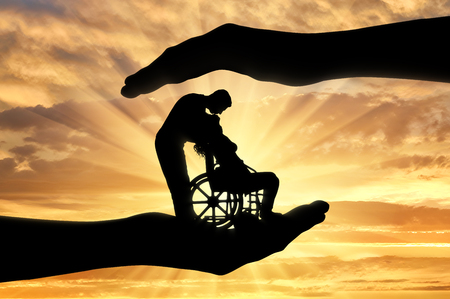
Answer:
[1, 200, 328, 282]
[121, 16, 450, 98]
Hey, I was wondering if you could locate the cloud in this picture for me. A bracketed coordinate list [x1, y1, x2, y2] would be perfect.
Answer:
[0, 103, 98, 164]
[1, 2, 450, 297]
[0, 0, 67, 17]
[7, 89, 450, 179]
[0, 97, 167, 157]
[108, 49, 142, 77]
[0, 3, 145, 105]
[326, 201, 450, 230]
[0, 30, 19, 57]
[380, 155, 450, 171]
[0, 156, 165, 194]
[1, 0, 450, 109]
[0, 97, 166, 132]
[322, 95, 450, 147]
[23, 127, 80, 152]
[0, 105, 51, 131]
[49, 46, 98, 65]
[0, 157, 17, 177]
[2, 255, 449, 297]
[9, 144, 38, 162]
[248, 90, 450, 174]
[417, 174, 441, 181]
[0, 98, 170, 207]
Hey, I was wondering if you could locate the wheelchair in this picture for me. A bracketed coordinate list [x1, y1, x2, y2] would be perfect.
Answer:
[189, 150, 263, 228]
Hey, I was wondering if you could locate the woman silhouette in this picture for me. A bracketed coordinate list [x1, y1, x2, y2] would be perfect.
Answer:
[194, 130, 281, 221]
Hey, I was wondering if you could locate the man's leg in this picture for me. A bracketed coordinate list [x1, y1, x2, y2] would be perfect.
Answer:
[155, 136, 196, 221]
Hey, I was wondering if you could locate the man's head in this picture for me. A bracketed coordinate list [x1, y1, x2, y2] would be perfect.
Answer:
[207, 89, 232, 115]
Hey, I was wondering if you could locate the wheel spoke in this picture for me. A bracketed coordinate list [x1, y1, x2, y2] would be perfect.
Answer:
[197, 186, 210, 198]
[192, 200, 209, 204]
[217, 204, 227, 215]
[231, 193, 237, 211]
[197, 205, 211, 218]
[227, 193, 233, 213]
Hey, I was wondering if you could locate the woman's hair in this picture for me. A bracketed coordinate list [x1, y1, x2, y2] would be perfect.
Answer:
[193, 143, 207, 158]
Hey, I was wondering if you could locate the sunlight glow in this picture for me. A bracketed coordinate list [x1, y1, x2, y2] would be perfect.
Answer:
[2, 1, 450, 298]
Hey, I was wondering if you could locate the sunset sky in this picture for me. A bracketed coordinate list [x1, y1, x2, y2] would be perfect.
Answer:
[1, 0, 450, 298]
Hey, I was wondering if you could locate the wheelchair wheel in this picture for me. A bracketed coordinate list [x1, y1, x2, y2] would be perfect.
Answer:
[190, 173, 242, 228]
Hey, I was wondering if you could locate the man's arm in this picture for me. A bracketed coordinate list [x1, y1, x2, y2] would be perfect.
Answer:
[0, 201, 328, 282]
[122, 16, 450, 97]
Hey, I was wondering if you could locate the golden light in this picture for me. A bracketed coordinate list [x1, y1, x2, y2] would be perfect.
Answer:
[2, 1, 450, 298]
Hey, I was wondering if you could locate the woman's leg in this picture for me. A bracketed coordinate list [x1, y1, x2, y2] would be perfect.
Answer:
[244, 172, 280, 219]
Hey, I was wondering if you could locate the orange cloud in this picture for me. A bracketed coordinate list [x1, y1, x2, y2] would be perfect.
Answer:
[380, 155, 450, 171]
[1, 255, 449, 298]
[242, 90, 450, 177]
[2, 2, 450, 299]
[0, 98, 171, 220]
[0, 157, 164, 194]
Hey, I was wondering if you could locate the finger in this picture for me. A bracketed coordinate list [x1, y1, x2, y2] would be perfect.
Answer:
[121, 28, 223, 97]
[121, 23, 269, 97]
[310, 200, 330, 214]
[121, 54, 173, 98]
[283, 200, 329, 231]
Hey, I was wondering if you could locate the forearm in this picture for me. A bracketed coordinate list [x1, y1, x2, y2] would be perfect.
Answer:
[0, 214, 235, 281]
[1, 202, 329, 282]
[314, 16, 450, 84]
[1, 216, 133, 282]
[122, 16, 450, 97]
[217, 17, 450, 85]
[0, 213, 225, 281]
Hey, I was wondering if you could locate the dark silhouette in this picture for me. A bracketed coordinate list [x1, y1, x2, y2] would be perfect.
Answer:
[4, 15, 449, 283]
[155, 89, 231, 221]
[0, 200, 329, 282]
[121, 16, 450, 98]
[157, 89, 281, 224]
[192, 133, 281, 226]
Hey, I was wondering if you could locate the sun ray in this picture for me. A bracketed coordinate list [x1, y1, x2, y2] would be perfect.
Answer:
[3, 1, 450, 298]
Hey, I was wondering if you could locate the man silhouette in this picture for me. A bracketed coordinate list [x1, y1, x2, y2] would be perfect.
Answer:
[156, 89, 232, 221]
